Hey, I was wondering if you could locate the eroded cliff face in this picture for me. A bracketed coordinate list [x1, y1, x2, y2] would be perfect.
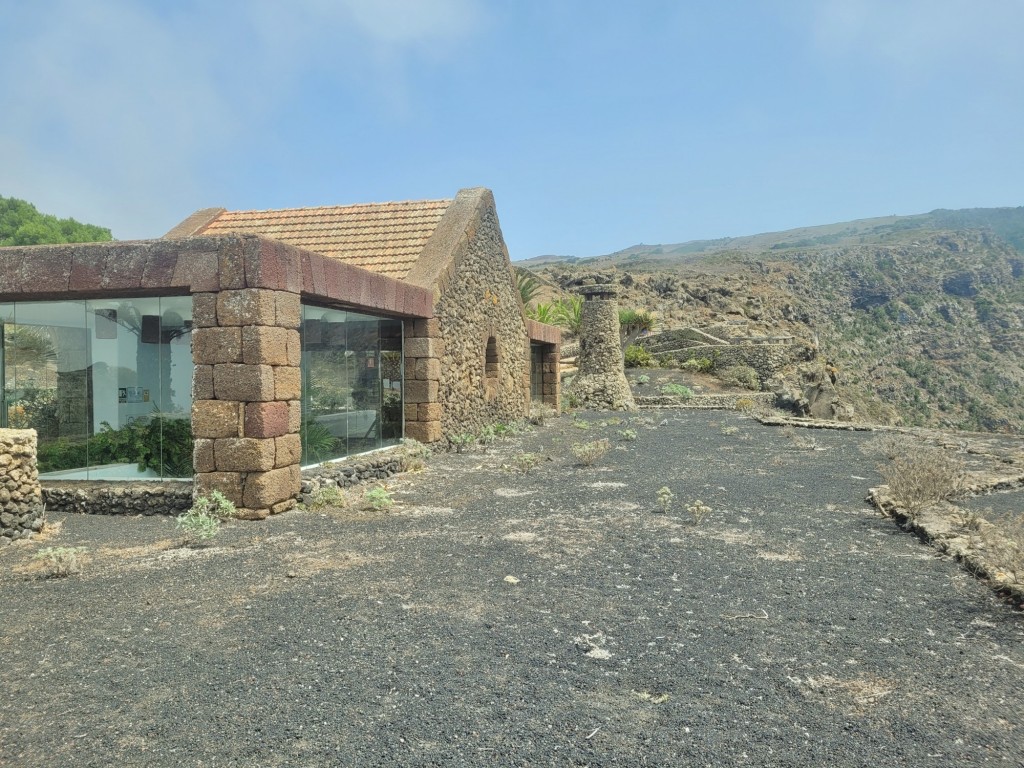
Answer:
[539, 230, 1024, 433]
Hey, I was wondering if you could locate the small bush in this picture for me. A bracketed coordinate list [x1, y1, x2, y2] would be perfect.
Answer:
[618, 428, 638, 441]
[680, 357, 714, 373]
[530, 404, 557, 425]
[33, 546, 86, 578]
[860, 433, 919, 461]
[178, 490, 236, 545]
[177, 509, 221, 544]
[660, 383, 693, 399]
[716, 365, 761, 391]
[364, 486, 394, 511]
[734, 397, 756, 412]
[635, 374, 650, 385]
[306, 485, 347, 511]
[686, 500, 712, 524]
[624, 345, 653, 368]
[655, 486, 675, 514]
[721, 425, 740, 435]
[449, 433, 474, 453]
[879, 446, 965, 518]
[400, 438, 432, 472]
[511, 452, 544, 474]
[572, 438, 612, 466]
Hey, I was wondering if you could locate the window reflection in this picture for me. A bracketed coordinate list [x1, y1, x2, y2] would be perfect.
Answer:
[300, 305, 403, 464]
[0, 298, 193, 480]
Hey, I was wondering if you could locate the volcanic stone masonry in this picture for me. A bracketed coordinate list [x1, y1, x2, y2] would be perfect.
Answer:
[0, 429, 44, 543]
[565, 283, 636, 411]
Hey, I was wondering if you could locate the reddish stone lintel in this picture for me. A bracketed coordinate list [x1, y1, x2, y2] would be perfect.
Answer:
[527, 319, 561, 346]
[295, 250, 432, 319]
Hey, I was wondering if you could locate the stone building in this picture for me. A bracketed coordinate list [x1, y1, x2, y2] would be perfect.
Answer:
[0, 188, 559, 518]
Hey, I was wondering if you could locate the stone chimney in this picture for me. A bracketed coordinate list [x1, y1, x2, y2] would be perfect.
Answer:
[565, 282, 636, 411]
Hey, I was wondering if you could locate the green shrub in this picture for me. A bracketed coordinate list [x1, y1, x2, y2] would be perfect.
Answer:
[680, 357, 714, 373]
[177, 490, 237, 545]
[37, 413, 194, 477]
[364, 486, 394, 511]
[624, 345, 653, 368]
[618, 428, 638, 441]
[635, 374, 650, 385]
[511, 452, 544, 474]
[716, 365, 761, 391]
[306, 485, 347, 511]
[301, 419, 339, 464]
[659, 383, 693, 399]
[449, 433, 475, 453]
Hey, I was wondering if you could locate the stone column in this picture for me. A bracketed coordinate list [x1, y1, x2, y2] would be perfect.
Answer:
[565, 283, 636, 411]
[0, 429, 43, 543]
[191, 288, 302, 519]
[402, 318, 444, 443]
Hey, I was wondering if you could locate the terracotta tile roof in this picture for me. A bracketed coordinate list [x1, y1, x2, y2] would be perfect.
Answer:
[196, 198, 452, 280]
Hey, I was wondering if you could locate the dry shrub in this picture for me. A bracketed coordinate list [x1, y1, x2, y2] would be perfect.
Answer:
[860, 432, 920, 461]
[878, 446, 965, 517]
[572, 438, 611, 466]
[975, 512, 1024, 582]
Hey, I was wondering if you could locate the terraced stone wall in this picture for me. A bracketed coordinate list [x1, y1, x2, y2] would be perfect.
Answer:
[0, 429, 44, 543]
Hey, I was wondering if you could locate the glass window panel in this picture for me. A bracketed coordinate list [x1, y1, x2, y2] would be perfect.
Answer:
[301, 305, 402, 465]
[2, 298, 192, 481]
[301, 306, 350, 464]
[346, 313, 381, 454]
[380, 319, 403, 447]
[9, 301, 90, 478]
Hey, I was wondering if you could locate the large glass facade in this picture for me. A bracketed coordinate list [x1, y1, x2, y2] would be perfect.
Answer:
[300, 305, 403, 465]
[0, 298, 193, 480]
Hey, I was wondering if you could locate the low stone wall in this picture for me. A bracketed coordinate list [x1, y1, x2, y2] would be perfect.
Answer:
[660, 344, 794, 383]
[42, 482, 193, 516]
[636, 392, 777, 409]
[0, 429, 44, 544]
[298, 450, 408, 503]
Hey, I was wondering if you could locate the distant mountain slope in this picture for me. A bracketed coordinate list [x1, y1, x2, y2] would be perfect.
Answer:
[523, 206, 1024, 268]
[528, 206, 1024, 434]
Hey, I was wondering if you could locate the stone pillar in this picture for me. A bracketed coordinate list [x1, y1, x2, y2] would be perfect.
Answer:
[402, 317, 444, 443]
[0, 429, 44, 544]
[542, 345, 561, 409]
[191, 288, 302, 519]
[565, 283, 636, 411]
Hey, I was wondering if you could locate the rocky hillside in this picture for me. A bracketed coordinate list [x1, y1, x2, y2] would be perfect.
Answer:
[526, 208, 1024, 434]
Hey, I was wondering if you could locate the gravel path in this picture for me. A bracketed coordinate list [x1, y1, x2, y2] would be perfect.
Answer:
[1, 410, 1021, 767]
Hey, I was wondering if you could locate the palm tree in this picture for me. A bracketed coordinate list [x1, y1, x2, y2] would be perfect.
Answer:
[516, 269, 543, 306]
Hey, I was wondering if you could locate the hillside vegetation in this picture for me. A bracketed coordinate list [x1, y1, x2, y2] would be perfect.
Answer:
[0, 195, 112, 246]
[527, 207, 1024, 434]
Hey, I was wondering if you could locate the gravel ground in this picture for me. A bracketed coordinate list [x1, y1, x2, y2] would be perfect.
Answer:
[1, 409, 1021, 767]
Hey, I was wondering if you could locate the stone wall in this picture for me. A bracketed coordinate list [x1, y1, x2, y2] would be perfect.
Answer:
[402, 190, 534, 441]
[43, 482, 193, 516]
[298, 450, 407, 503]
[0, 429, 44, 543]
[640, 336, 794, 385]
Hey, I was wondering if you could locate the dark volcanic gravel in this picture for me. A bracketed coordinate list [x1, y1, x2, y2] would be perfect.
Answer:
[1, 409, 1021, 767]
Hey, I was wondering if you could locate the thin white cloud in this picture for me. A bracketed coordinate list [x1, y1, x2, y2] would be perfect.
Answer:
[809, 0, 1024, 75]
[0, 0, 483, 238]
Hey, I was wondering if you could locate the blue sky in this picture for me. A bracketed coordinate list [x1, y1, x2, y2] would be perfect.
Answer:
[1, 1, 1021, 259]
